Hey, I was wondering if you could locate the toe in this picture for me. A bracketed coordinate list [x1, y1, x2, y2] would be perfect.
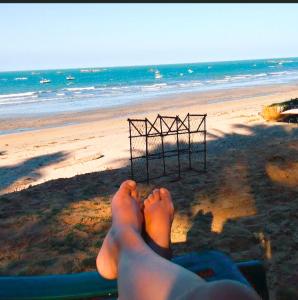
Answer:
[144, 197, 150, 207]
[160, 188, 174, 208]
[160, 187, 171, 200]
[152, 189, 161, 202]
[131, 187, 140, 203]
[144, 193, 156, 205]
[118, 180, 136, 195]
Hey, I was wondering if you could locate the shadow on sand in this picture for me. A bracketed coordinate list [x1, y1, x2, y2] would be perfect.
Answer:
[0, 151, 68, 194]
[0, 122, 297, 299]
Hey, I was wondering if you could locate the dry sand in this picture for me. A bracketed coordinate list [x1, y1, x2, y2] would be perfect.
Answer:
[0, 83, 298, 300]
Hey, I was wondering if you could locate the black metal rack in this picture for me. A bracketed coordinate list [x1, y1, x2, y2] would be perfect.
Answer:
[128, 113, 207, 182]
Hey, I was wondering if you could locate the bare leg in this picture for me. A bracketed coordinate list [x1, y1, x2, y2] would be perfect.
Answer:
[96, 181, 260, 300]
[96, 179, 143, 279]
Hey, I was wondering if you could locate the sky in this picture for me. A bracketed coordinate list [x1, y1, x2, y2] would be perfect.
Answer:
[1, 3, 298, 71]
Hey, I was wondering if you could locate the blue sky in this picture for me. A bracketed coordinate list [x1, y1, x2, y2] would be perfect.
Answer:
[1, 4, 298, 71]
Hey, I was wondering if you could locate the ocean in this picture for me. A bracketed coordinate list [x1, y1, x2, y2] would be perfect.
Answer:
[1, 57, 298, 117]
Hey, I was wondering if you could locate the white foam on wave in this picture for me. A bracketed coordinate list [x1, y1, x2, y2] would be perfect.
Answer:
[229, 74, 252, 80]
[206, 78, 229, 84]
[254, 73, 267, 77]
[14, 77, 28, 81]
[268, 60, 294, 65]
[141, 83, 168, 91]
[79, 69, 103, 73]
[0, 91, 37, 99]
[178, 83, 188, 87]
[270, 71, 287, 76]
[223, 73, 268, 82]
[65, 86, 95, 92]
[192, 81, 203, 86]
[279, 60, 294, 64]
[0, 96, 39, 105]
[269, 71, 294, 76]
[177, 81, 203, 88]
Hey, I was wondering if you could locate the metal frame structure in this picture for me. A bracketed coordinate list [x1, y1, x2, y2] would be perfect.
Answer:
[128, 113, 207, 182]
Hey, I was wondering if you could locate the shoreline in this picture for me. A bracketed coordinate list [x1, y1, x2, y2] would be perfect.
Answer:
[1, 81, 298, 196]
[1, 81, 298, 136]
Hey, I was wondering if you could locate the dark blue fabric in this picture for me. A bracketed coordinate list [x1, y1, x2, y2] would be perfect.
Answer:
[172, 250, 251, 287]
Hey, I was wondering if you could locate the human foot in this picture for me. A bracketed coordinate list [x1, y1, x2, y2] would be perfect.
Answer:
[143, 188, 174, 259]
[96, 180, 143, 279]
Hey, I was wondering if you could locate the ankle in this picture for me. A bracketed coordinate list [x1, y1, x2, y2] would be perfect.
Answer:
[111, 225, 141, 249]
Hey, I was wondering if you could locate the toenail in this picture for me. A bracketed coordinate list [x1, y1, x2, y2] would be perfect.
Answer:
[160, 188, 168, 194]
[127, 180, 136, 188]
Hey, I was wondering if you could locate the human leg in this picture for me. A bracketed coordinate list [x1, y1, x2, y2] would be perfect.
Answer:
[96, 180, 260, 300]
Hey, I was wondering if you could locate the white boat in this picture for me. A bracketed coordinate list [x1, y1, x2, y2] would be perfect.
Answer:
[155, 70, 162, 79]
[39, 78, 51, 84]
[66, 75, 75, 80]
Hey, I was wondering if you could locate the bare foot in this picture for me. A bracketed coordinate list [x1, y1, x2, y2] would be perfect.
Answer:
[143, 188, 174, 257]
[96, 180, 143, 279]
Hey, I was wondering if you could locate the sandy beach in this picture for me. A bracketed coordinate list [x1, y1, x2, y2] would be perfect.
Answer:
[1, 83, 298, 300]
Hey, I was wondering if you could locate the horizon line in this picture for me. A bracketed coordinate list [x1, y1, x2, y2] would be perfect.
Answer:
[1, 55, 297, 73]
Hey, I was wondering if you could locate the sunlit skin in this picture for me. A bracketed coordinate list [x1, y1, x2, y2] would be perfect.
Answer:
[96, 180, 143, 280]
[96, 180, 260, 300]
[144, 188, 174, 250]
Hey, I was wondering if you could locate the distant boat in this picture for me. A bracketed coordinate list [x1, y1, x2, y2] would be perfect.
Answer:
[155, 70, 162, 79]
[39, 78, 51, 84]
[66, 75, 75, 80]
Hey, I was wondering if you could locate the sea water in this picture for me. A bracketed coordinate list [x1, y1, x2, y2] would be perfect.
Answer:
[1, 57, 298, 117]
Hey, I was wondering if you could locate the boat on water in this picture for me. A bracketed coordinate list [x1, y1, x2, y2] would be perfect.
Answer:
[39, 78, 51, 84]
[155, 70, 162, 79]
[66, 75, 75, 80]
